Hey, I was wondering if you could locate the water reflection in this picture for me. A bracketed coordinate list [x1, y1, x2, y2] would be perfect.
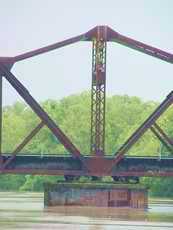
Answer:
[45, 205, 173, 223]
[45, 206, 147, 221]
[0, 192, 173, 230]
[89, 226, 104, 230]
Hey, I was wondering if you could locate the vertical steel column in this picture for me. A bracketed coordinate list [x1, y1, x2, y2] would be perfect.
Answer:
[90, 27, 107, 155]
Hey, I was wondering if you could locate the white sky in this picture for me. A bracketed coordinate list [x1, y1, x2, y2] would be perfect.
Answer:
[0, 0, 173, 105]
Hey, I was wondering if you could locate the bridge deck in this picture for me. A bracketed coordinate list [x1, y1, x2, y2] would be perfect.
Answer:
[0, 155, 173, 177]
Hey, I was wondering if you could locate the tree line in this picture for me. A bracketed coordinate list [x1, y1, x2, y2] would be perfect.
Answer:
[0, 91, 173, 197]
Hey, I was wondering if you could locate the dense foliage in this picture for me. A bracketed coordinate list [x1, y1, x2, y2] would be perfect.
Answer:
[1, 92, 173, 197]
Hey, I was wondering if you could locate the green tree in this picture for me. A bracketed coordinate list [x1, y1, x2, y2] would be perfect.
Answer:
[1, 93, 173, 196]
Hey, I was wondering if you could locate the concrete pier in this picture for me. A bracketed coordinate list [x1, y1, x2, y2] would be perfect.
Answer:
[44, 182, 148, 209]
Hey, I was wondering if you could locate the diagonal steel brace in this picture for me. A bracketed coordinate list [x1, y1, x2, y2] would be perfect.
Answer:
[1, 121, 44, 169]
[153, 123, 173, 146]
[150, 126, 173, 153]
[0, 64, 86, 167]
[110, 91, 173, 169]
[14, 34, 85, 62]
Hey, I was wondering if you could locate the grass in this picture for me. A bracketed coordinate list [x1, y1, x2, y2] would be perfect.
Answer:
[44, 181, 148, 191]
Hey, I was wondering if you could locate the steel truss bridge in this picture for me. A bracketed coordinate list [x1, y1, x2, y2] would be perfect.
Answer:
[0, 26, 173, 179]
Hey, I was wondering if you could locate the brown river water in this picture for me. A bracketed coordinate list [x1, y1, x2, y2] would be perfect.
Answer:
[0, 192, 173, 230]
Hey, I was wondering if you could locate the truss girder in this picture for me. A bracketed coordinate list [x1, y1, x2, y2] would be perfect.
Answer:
[0, 25, 172, 176]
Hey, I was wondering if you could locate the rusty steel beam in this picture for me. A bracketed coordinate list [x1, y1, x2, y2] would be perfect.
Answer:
[1, 153, 173, 177]
[2, 169, 173, 177]
[9, 25, 172, 65]
[14, 34, 86, 62]
[1, 155, 173, 177]
[153, 122, 173, 146]
[0, 168, 84, 176]
[91, 26, 107, 155]
[110, 29, 173, 64]
[1, 121, 45, 170]
[1, 169, 173, 177]
[110, 92, 173, 169]
[150, 126, 173, 153]
[0, 64, 86, 166]
[85, 26, 173, 63]
[0, 57, 15, 70]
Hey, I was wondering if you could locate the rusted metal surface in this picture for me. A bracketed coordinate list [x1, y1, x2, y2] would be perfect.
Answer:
[130, 189, 148, 209]
[44, 182, 148, 209]
[109, 28, 173, 64]
[10, 26, 173, 64]
[3, 168, 173, 177]
[14, 34, 86, 62]
[0, 155, 173, 177]
[150, 126, 173, 153]
[0, 25, 172, 177]
[153, 122, 173, 146]
[91, 26, 107, 155]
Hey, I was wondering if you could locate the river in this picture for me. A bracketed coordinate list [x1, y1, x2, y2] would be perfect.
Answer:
[0, 192, 173, 230]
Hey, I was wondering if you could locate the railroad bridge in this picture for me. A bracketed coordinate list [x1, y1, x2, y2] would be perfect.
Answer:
[0, 25, 173, 181]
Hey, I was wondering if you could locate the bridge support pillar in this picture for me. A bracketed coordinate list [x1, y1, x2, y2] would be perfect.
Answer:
[44, 182, 148, 209]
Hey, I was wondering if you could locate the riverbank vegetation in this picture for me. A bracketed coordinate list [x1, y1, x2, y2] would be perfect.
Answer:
[1, 92, 173, 197]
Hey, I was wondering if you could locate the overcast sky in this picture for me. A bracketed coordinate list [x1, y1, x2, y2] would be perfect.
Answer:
[0, 0, 173, 105]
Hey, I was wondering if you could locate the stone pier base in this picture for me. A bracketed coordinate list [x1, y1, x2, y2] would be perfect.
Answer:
[44, 182, 148, 209]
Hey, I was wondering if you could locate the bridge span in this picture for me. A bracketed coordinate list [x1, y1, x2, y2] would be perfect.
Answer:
[0, 25, 173, 179]
[1, 155, 173, 177]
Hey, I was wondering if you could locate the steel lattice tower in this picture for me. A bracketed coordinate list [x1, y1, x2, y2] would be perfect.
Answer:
[90, 27, 107, 155]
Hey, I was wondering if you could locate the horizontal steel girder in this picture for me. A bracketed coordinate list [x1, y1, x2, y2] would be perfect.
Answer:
[1, 155, 173, 177]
